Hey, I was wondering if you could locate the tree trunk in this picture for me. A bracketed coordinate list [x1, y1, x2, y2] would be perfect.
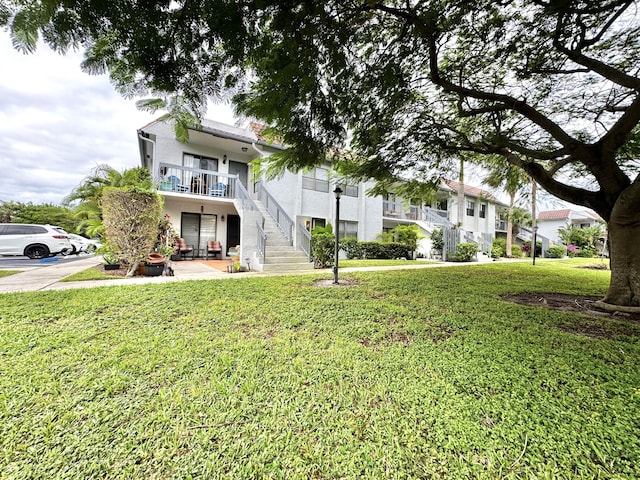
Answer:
[506, 193, 514, 257]
[602, 208, 640, 307]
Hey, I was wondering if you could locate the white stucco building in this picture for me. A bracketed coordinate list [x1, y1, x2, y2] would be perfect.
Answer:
[138, 118, 508, 270]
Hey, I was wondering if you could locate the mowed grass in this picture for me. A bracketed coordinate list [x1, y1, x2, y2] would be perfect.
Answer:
[0, 261, 638, 479]
[0, 270, 21, 279]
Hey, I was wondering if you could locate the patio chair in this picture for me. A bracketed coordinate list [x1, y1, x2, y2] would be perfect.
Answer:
[206, 240, 222, 260]
[176, 238, 194, 260]
[167, 175, 189, 192]
[210, 182, 227, 197]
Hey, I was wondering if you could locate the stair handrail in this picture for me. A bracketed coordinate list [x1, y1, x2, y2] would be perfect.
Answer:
[297, 223, 313, 261]
[422, 207, 454, 227]
[257, 182, 294, 243]
[256, 221, 266, 264]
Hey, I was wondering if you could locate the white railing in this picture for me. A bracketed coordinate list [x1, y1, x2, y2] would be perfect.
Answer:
[297, 223, 313, 261]
[257, 182, 294, 244]
[157, 163, 237, 198]
[383, 200, 450, 224]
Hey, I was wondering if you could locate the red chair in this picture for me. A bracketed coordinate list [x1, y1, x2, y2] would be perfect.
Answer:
[176, 238, 194, 260]
[206, 240, 222, 260]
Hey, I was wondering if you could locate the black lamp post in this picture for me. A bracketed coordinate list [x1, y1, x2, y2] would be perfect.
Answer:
[333, 186, 343, 284]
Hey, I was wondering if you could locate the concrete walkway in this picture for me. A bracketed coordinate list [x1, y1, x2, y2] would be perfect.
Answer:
[0, 255, 516, 294]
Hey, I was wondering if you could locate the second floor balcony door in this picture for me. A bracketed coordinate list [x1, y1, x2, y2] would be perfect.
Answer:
[229, 161, 247, 188]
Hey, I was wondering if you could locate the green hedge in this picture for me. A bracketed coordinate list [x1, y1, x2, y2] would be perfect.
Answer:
[359, 242, 409, 259]
[546, 246, 566, 258]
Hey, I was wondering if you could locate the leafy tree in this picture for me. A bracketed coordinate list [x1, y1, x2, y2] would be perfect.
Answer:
[558, 223, 604, 250]
[0, 201, 78, 232]
[64, 164, 153, 238]
[5, 1, 640, 307]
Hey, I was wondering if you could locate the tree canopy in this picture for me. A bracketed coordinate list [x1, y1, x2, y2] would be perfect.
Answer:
[4, 0, 640, 306]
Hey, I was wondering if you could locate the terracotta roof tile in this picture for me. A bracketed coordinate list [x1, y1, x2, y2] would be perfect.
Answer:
[443, 179, 501, 203]
[538, 209, 571, 220]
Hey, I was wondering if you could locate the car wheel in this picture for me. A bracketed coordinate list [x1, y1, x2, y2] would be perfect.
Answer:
[25, 244, 50, 259]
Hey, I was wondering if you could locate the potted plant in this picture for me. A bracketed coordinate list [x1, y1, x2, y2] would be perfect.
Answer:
[99, 246, 121, 270]
[144, 244, 171, 276]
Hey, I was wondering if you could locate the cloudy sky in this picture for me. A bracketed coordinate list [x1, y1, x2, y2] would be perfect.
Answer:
[0, 30, 235, 206]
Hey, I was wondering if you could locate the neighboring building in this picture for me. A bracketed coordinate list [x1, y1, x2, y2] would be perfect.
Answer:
[137, 118, 508, 270]
[537, 209, 603, 246]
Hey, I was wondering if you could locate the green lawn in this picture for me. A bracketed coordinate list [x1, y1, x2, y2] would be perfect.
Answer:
[0, 270, 21, 279]
[339, 258, 437, 268]
[1, 261, 638, 479]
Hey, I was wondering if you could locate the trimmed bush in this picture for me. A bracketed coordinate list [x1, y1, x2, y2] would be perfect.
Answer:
[492, 238, 506, 258]
[578, 247, 596, 258]
[510, 244, 523, 257]
[339, 236, 363, 259]
[360, 241, 408, 259]
[546, 246, 566, 258]
[449, 242, 478, 262]
[311, 232, 335, 268]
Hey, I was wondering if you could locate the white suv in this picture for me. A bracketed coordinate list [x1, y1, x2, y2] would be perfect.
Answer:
[0, 224, 72, 259]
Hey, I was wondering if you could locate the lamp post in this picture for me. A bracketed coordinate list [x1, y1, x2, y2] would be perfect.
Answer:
[333, 186, 343, 284]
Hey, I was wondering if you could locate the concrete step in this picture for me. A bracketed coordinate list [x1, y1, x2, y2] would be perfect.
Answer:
[264, 255, 310, 264]
[262, 262, 315, 272]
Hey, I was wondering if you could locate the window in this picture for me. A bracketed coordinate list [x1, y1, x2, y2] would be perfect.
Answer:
[183, 153, 218, 171]
[342, 184, 359, 197]
[436, 199, 448, 211]
[302, 167, 330, 192]
[479, 203, 487, 219]
[312, 218, 326, 230]
[338, 220, 358, 240]
[466, 201, 475, 216]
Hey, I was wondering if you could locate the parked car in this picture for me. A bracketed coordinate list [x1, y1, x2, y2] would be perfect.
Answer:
[0, 223, 72, 259]
[67, 233, 100, 254]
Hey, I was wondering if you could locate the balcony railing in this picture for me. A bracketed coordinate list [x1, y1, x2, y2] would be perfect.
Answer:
[495, 219, 507, 231]
[383, 201, 450, 225]
[157, 163, 237, 198]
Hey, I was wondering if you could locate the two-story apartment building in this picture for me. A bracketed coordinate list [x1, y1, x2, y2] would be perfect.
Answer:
[137, 118, 507, 270]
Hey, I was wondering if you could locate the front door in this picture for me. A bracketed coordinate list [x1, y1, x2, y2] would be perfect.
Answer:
[226, 214, 240, 255]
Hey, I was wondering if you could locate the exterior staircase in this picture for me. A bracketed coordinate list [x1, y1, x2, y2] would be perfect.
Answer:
[254, 201, 315, 272]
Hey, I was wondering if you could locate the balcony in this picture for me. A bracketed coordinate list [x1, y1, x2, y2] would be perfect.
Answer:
[383, 201, 450, 224]
[157, 163, 238, 199]
[495, 219, 507, 231]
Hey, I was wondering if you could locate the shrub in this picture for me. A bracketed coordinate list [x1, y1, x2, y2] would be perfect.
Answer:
[360, 241, 408, 259]
[430, 228, 444, 251]
[449, 242, 478, 262]
[392, 224, 421, 251]
[578, 247, 596, 258]
[510, 244, 523, 257]
[546, 246, 566, 258]
[311, 231, 335, 268]
[339, 236, 362, 259]
[102, 188, 162, 277]
[492, 238, 506, 258]
[566, 244, 580, 257]
[522, 240, 542, 257]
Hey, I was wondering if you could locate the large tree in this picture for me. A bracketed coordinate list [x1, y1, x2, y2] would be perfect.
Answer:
[4, 1, 640, 308]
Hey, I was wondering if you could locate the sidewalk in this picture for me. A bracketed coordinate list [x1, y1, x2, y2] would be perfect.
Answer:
[0, 254, 515, 294]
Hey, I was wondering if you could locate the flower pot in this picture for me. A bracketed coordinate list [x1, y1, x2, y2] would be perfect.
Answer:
[104, 264, 121, 270]
[144, 263, 164, 276]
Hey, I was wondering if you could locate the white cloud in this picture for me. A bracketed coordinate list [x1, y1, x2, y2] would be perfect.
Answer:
[0, 31, 235, 205]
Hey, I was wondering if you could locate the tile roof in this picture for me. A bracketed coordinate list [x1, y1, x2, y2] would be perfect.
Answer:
[538, 209, 572, 220]
[442, 179, 501, 203]
[538, 209, 603, 221]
